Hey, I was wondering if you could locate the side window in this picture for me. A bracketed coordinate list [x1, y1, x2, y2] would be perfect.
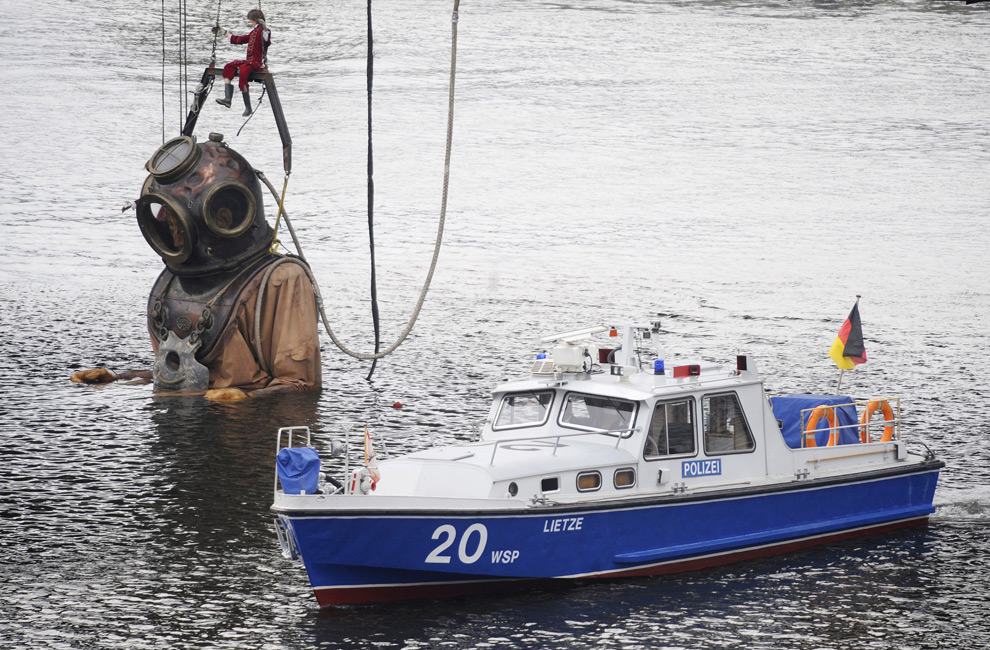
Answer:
[644, 399, 696, 459]
[493, 390, 554, 430]
[703, 393, 755, 454]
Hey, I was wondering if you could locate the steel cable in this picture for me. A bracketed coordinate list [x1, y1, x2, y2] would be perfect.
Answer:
[161, 0, 166, 142]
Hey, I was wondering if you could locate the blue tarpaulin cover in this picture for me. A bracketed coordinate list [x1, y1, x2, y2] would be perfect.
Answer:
[276, 447, 321, 494]
[770, 394, 860, 449]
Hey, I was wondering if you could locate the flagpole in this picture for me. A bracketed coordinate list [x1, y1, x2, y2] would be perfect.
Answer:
[835, 293, 863, 393]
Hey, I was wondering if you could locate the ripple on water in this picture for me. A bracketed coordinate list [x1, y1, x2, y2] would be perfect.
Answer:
[2, 0, 990, 648]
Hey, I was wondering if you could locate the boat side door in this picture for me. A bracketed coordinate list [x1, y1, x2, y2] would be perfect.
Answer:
[688, 390, 763, 487]
[640, 396, 700, 491]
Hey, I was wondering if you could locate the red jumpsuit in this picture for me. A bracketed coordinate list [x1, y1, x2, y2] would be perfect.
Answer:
[222, 24, 271, 91]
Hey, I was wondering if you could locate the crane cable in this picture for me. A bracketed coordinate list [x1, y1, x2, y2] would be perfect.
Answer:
[209, 0, 222, 66]
[161, 0, 166, 143]
[259, 0, 461, 365]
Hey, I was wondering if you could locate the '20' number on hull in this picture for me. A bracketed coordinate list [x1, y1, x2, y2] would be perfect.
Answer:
[425, 523, 488, 564]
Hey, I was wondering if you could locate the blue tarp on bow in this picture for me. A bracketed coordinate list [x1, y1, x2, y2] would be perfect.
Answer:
[276, 447, 321, 494]
[770, 394, 859, 449]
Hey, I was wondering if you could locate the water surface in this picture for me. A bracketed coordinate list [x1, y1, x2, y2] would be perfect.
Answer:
[1, 0, 989, 647]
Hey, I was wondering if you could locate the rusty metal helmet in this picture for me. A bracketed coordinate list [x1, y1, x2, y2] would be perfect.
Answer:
[136, 134, 273, 277]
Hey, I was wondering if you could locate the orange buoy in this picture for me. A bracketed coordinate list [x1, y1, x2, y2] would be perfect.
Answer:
[859, 399, 895, 443]
[803, 405, 839, 448]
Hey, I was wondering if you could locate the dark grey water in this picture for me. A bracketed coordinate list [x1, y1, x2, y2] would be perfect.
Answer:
[2, 0, 989, 647]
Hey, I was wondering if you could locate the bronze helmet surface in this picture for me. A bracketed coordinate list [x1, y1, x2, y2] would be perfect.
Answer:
[136, 135, 274, 277]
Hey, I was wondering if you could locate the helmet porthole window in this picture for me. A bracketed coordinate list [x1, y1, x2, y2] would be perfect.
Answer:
[203, 183, 256, 238]
[146, 136, 201, 183]
[136, 194, 194, 264]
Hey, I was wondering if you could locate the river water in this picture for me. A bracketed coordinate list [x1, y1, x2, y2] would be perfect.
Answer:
[1, 0, 989, 647]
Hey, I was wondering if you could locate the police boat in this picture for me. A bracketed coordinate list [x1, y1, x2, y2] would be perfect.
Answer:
[271, 323, 942, 607]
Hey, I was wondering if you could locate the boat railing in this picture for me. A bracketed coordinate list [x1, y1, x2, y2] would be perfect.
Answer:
[798, 397, 902, 449]
[274, 426, 314, 492]
[487, 428, 636, 466]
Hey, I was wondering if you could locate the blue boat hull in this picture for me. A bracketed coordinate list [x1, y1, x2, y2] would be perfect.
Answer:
[279, 463, 941, 606]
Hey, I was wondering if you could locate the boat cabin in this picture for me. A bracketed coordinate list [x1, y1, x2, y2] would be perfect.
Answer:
[370, 324, 907, 504]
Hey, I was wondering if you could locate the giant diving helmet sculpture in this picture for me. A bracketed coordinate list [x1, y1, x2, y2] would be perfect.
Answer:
[73, 134, 322, 399]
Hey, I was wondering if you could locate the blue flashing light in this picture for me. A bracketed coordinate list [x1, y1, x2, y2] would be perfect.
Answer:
[654, 359, 665, 375]
[536, 352, 547, 360]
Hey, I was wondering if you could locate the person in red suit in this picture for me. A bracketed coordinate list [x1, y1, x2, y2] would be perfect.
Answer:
[215, 8, 271, 116]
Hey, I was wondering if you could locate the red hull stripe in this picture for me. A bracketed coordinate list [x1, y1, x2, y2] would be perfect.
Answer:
[312, 515, 929, 607]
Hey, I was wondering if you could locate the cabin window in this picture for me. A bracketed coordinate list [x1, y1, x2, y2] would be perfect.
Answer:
[644, 398, 696, 459]
[613, 468, 636, 489]
[703, 392, 755, 454]
[559, 392, 637, 436]
[576, 471, 601, 492]
[493, 390, 554, 430]
[541, 477, 559, 493]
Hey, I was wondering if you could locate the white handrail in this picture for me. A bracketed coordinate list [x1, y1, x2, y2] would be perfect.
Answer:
[797, 397, 902, 448]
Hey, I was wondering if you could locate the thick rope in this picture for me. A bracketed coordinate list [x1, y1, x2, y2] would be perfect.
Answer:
[255, 0, 460, 363]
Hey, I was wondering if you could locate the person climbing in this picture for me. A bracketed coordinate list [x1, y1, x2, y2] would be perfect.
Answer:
[215, 8, 271, 116]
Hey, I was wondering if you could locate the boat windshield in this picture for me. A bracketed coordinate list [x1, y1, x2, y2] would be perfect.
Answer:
[493, 390, 554, 430]
[560, 392, 637, 435]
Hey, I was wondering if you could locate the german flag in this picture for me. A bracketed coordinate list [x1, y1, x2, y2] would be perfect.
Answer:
[829, 300, 867, 370]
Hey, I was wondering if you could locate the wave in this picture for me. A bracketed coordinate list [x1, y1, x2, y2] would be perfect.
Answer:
[932, 485, 990, 521]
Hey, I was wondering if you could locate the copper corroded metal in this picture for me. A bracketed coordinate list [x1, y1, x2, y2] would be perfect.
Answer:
[136, 136, 274, 277]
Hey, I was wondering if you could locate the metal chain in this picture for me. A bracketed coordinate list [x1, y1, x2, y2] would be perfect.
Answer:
[210, 0, 223, 65]
[161, 0, 166, 143]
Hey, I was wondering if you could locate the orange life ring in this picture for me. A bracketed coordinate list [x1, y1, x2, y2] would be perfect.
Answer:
[859, 399, 895, 443]
[803, 405, 838, 448]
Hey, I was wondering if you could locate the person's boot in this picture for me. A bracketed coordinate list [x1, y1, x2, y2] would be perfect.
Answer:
[216, 83, 234, 108]
[241, 90, 252, 116]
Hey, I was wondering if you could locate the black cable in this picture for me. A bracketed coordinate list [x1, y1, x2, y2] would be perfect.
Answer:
[235, 84, 267, 137]
[365, 0, 381, 381]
